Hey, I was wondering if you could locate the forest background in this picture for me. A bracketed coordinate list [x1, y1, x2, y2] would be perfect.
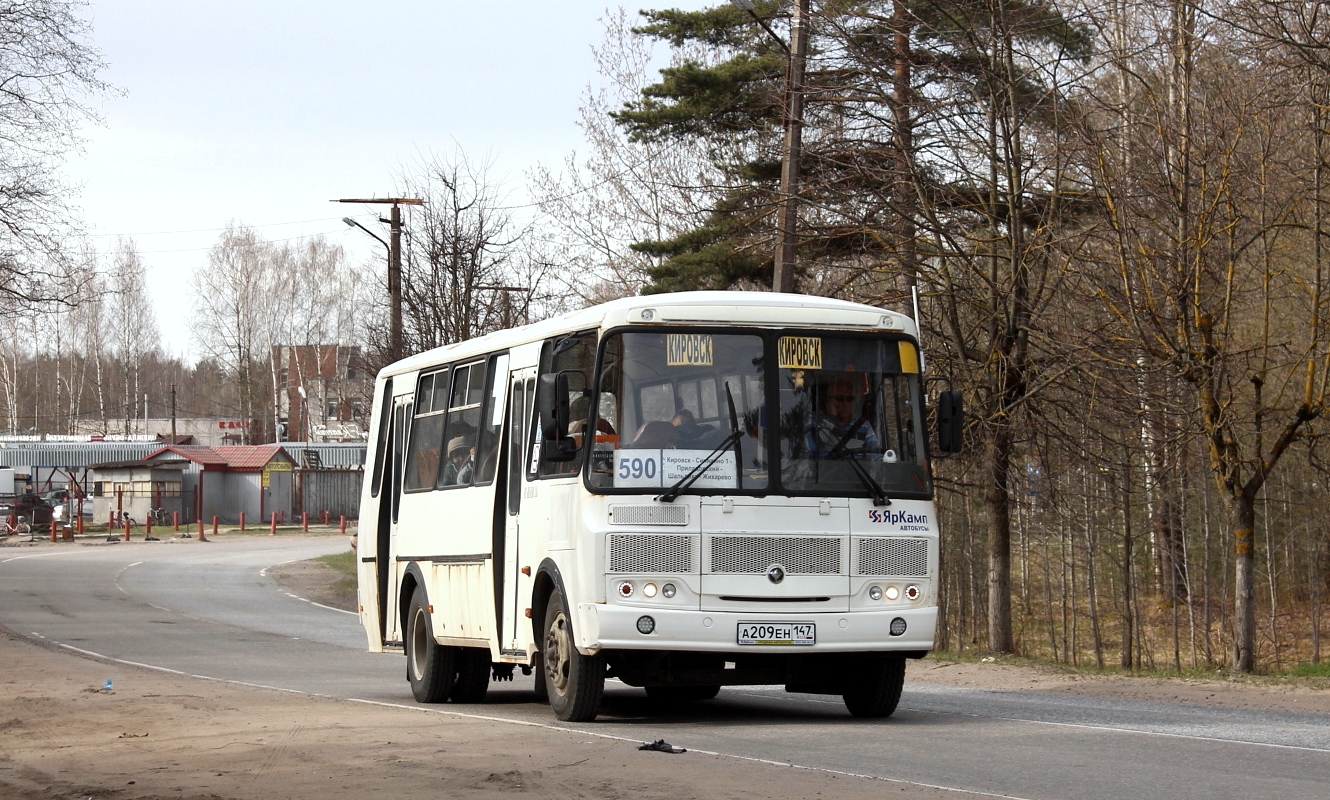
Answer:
[3, 0, 1328, 676]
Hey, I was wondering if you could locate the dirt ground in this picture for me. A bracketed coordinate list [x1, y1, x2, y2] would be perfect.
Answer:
[2, 545, 1327, 800]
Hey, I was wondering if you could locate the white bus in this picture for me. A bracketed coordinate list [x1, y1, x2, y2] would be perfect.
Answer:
[356, 291, 962, 722]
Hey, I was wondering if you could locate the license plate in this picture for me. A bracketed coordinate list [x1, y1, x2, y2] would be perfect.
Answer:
[737, 622, 815, 646]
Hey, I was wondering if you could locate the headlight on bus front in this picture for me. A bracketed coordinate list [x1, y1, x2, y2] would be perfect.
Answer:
[662, 583, 677, 598]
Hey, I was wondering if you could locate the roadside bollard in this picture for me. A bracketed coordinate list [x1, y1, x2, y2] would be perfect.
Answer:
[239, 511, 246, 531]
[301, 512, 308, 532]
[269, 512, 277, 535]
[339, 515, 347, 535]
[49, 520, 57, 543]
[212, 516, 219, 538]
[145, 515, 152, 537]
[321, 510, 330, 526]
[172, 512, 179, 532]
[76, 516, 84, 535]
[198, 517, 208, 542]
[123, 518, 130, 542]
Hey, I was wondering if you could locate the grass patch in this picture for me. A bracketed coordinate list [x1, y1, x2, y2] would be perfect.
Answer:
[1286, 662, 1330, 678]
[315, 549, 357, 577]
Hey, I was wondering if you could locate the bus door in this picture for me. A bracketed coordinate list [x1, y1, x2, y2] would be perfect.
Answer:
[381, 392, 412, 645]
[501, 367, 537, 653]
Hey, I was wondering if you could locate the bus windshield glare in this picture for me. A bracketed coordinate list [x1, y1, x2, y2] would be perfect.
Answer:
[586, 329, 931, 499]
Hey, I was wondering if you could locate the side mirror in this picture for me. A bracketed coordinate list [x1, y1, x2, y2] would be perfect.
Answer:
[936, 390, 964, 454]
[539, 371, 580, 462]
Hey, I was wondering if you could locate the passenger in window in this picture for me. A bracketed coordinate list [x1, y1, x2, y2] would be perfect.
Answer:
[805, 377, 878, 458]
[670, 409, 713, 442]
[443, 437, 474, 485]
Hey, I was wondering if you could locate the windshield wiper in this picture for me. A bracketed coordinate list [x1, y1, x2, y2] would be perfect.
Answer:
[817, 419, 892, 507]
[657, 384, 744, 503]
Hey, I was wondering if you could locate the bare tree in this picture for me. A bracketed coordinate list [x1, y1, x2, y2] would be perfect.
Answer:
[394, 151, 528, 354]
[0, 0, 110, 303]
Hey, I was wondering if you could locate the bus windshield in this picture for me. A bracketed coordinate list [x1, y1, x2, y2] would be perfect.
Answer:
[586, 329, 931, 499]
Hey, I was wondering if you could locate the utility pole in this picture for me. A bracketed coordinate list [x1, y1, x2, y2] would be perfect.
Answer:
[170, 384, 177, 443]
[335, 197, 424, 362]
[731, 0, 807, 294]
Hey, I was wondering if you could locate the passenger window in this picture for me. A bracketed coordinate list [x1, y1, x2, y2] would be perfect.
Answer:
[439, 361, 487, 488]
[404, 370, 448, 492]
[474, 353, 509, 485]
[533, 330, 597, 479]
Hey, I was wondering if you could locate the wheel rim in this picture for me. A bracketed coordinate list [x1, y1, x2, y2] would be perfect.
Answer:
[544, 611, 572, 694]
[409, 605, 428, 680]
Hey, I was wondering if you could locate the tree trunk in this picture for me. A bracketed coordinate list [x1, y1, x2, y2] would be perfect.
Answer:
[986, 421, 1014, 653]
[1230, 492, 1257, 673]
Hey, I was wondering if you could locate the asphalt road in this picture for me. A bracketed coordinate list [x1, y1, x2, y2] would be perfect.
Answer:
[2, 536, 1327, 800]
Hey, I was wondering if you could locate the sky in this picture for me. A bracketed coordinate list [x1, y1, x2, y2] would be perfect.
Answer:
[64, 1, 708, 362]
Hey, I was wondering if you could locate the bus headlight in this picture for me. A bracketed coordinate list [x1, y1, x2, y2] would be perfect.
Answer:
[661, 583, 676, 598]
[884, 585, 900, 601]
[643, 582, 658, 598]
[617, 581, 634, 598]
[868, 585, 883, 601]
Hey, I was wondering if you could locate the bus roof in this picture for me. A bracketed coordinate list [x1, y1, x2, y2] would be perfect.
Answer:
[380, 291, 918, 379]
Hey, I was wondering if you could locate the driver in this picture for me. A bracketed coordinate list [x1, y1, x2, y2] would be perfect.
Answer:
[806, 376, 877, 457]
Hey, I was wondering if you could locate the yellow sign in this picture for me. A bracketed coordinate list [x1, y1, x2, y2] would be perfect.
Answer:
[265, 461, 293, 472]
[898, 341, 919, 374]
[262, 472, 270, 488]
[666, 334, 714, 366]
[778, 336, 822, 369]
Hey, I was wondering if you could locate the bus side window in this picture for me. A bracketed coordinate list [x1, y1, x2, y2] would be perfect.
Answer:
[404, 369, 449, 492]
[507, 378, 528, 515]
[475, 353, 509, 484]
[535, 330, 596, 478]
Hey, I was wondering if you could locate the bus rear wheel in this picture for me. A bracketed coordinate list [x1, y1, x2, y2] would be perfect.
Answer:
[450, 647, 491, 703]
[842, 654, 906, 718]
[541, 592, 604, 721]
[406, 587, 456, 703]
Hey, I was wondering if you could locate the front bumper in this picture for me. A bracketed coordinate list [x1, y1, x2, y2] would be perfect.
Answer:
[581, 603, 936, 654]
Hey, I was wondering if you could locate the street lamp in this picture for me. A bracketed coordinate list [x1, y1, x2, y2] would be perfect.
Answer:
[731, 0, 808, 294]
[333, 197, 424, 363]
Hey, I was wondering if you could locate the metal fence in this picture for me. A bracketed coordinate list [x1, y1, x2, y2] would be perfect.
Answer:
[295, 469, 362, 520]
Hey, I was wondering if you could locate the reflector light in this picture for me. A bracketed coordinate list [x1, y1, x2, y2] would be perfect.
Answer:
[617, 581, 634, 598]
[636, 615, 656, 634]
[905, 584, 920, 601]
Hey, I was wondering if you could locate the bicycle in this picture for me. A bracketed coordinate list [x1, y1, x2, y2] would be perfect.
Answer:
[3, 514, 30, 538]
[149, 507, 170, 526]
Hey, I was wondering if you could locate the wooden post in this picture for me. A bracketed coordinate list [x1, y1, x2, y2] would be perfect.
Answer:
[270, 512, 278, 535]
[339, 515, 347, 535]
[49, 520, 57, 543]
[123, 518, 130, 542]
[301, 512, 308, 532]
[172, 512, 179, 532]
[239, 511, 246, 531]
[76, 515, 83, 535]
[212, 516, 219, 538]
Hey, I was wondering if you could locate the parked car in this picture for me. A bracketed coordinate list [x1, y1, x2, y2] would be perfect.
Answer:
[52, 500, 93, 524]
[0, 494, 53, 526]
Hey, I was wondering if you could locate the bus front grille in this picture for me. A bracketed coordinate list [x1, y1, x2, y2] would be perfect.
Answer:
[608, 534, 695, 573]
[855, 537, 928, 577]
[709, 536, 842, 574]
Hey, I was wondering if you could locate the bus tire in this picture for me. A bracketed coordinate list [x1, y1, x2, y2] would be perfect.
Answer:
[842, 654, 906, 718]
[450, 647, 491, 703]
[644, 685, 721, 702]
[405, 587, 455, 703]
[531, 653, 549, 703]
[541, 591, 604, 721]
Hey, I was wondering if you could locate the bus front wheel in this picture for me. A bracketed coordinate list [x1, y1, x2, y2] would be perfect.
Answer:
[406, 587, 456, 703]
[541, 592, 604, 721]
[842, 654, 906, 718]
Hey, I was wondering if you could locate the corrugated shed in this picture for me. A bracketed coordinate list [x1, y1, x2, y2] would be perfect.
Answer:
[280, 442, 366, 469]
[0, 443, 162, 468]
[298, 470, 362, 519]
[148, 445, 228, 468]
